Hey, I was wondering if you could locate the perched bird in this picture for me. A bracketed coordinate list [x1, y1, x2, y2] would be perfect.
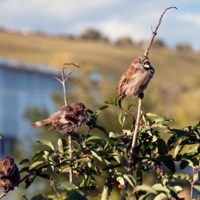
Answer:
[0, 156, 20, 194]
[30, 103, 89, 135]
[118, 56, 155, 100]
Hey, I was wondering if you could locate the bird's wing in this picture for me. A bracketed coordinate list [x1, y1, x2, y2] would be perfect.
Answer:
[118, 63, 141, 97]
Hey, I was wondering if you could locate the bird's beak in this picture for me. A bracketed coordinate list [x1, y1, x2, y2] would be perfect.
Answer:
[84, 108, 89, 111]
[143, 60, 150, 68]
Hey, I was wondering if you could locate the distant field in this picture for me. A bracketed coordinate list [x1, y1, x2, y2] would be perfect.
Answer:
[1, 30, 200, 130]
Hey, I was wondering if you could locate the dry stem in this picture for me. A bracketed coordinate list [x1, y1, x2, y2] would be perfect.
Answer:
[50, 176, 60, 196]
[144, 6, 177, 57]
[121, 7, 177, 200]
[54, 62, 80, 183]
[121, 97, 142, 200]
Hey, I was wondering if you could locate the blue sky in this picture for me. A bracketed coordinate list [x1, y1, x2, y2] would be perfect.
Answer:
[0, 0, 200, 50]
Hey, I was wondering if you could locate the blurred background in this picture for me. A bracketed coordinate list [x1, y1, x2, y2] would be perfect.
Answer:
[0, 0, 199, 199]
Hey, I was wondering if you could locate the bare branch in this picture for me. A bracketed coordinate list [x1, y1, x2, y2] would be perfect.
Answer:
[121, 97, 142, 200]
[50, 176, 60, 196]
[23, 195, 28, 200]
[54, 63, 80, 106]
[0, 193, 6, 199]
[54, 62, 80, 183]
[122, 7, 177, 200]
[144, 6, 177, 57]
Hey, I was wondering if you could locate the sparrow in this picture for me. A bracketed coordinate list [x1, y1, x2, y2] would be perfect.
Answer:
[118, 56, 154, 100]
[0, 156, 20, 194]
[30, 103, 89, 135]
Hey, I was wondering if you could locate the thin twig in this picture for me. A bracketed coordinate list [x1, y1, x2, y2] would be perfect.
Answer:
[50, 176, 60, 196]
[0, 193, 6, 199]
[121, 7, 177, 200]
[144, 6, 177, 57]
[121, 97, 142, 200]
[54, 62, 80, 183]
[23, 195, 28, 200]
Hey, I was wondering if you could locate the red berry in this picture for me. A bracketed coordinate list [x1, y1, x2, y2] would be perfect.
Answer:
[111, 181, 116, 185]
[118, 184, 123, 188]
[76, 174, 80, 178]
[83, 150, 89, 155]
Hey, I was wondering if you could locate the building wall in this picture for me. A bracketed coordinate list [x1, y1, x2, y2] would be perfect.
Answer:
[0, 61, 63, 158]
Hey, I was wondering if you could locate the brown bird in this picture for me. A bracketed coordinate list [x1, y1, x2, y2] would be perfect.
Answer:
[118, 56, 155, 100]
[0, 156, 20, 194]
[30, 103, 89, 135]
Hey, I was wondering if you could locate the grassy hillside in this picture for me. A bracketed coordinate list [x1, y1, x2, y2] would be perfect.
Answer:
[1, 30, 199, 200]
[1, 30, 200, 130]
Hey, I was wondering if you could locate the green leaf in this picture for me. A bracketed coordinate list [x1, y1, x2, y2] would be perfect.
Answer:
[66, 190, 87, 200]
[86, 109, 93, 114]
[29, 161, 45, 170]
[85, 136, 102, 144]
[20, 167, 29, 173]
[57, 138, 63, 149]
[173, 186, 183, 193]
[193, 185, 200, 192]
[154, 193, 168, 200]
[187, 146, 200, 158]
[146, 113, 158, 117]
[102, 100, 114, 105]
[25, 179, 33, 189]
[128, 104, 134, 111]
[123, 174, 136, 187]
[101, 164, 123, 172]
[86, 175, 91, 186]
[174, 144, 184, 158]
[114, 94, 119, 106]
[164, 160, 175, 172]
[193, 121, 200, 130]
[117, 176, 124, 185]
[157, 139, 168, 155]
[138, 194, 150, 200]
[137, 169, 143, 185]
[101, 180, 113, 200]
[167, 130, 186, 146]
[173, 174, 191, 181]
[37, 140, 54, 151]
[91, 150, 102, 161]
[114, 155, 120, 163]
[30, 194, 49, 200]
[180, 160, 189, 169]
[57, 181, 74, 190]
[118, 98, 122, 109]
[118, 112, 123, 125]
[154, 116, 166, 123]
[135, 185, 158, 195]
[19, 158, 30, 165]
[94, 125, 108, 136]
[96, 106, 109, 115]
[37, 173, 50, 179]
[181, 138, 200, 145]
[152, 183, 169, 193]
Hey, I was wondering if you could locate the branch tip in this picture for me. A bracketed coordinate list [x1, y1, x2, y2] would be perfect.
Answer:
[144, 6, 177, 57]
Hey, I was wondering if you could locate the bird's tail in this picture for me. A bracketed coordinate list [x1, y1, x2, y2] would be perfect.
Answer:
[30, 119, 51, 128]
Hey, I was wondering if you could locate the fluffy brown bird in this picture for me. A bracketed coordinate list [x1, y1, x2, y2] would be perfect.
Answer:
[30, 103, 89, 135]
[118, 56, 155, 100]
[0, 156, 20, 194]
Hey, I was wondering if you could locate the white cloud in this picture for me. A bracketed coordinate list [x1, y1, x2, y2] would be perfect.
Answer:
[0, 0, 200, 49]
